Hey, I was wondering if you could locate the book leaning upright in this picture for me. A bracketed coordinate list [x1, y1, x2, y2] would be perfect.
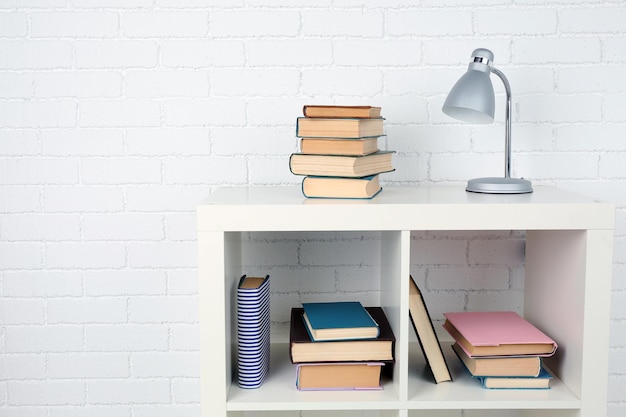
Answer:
[236, 275, 271, 389]
[443, 311, 558, 357]
[408, 276, 452, 383]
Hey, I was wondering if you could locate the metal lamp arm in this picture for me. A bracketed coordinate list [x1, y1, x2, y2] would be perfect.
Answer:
[490, 66, 512, 179]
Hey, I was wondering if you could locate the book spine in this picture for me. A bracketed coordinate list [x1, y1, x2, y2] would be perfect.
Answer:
[288, 153, 301, 176]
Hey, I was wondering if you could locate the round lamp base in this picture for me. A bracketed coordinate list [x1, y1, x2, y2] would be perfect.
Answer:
[466, 177, 533, 194]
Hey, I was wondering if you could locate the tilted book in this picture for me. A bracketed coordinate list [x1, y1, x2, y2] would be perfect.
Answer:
[408, 276, 452, 383]
[302, 301, 379, 341]
[443, 311, 558, 357]
[290, 307, 395, 363]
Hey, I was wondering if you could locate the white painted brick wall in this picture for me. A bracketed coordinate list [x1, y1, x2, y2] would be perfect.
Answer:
[1, 1, 625, 416]
[30, 11, 120, 38]
[0, 40, 72, 69]
[74, 40, 159, 69]
[122, 11, 210, 38]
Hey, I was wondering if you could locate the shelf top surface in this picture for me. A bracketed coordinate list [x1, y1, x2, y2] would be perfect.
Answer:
[197, 185, 615, 232]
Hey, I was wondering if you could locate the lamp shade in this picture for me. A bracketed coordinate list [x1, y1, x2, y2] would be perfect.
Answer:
[442, 48, 496, 124]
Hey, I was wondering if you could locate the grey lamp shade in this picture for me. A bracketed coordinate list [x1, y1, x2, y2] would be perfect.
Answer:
[442, 64, 495, 124]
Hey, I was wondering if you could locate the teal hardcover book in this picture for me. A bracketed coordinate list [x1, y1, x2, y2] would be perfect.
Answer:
[475, 367, 552, 390]
[302, 301, 380, 342]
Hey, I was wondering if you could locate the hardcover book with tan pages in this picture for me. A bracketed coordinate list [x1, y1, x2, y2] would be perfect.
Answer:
[289, 151, 394, 178]
[301, 175, 381, 199]
[408, 276, 452, 383]
[296, 117, 384, 138]
[302, 105, 382, 119]
[451, 342, 541, 377]
[289, 307, 395, 363]
[299, 137, 380, 156]
[301, 301, 379, 341]
[475, 368, 552, 389]
[296, 362, 384, 390]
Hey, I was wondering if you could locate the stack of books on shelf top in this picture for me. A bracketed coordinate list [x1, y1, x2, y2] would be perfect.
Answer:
[443, 311, 558, 389]
[289, 301, 396, 391]
[289, 105, 394, 199]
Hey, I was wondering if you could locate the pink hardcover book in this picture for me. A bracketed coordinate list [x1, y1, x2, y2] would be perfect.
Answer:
[443, 311, 558, 357]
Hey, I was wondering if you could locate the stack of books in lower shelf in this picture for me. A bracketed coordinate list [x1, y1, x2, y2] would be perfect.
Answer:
[289, 105, 395, 199]
[289, 301, 395, 390]
[443, 311, 558, 389]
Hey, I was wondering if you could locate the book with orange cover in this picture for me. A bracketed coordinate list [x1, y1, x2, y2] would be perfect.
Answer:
[289, 151, 394, 178]
[300, 137, 380, 156]
[296, 117, 384, 138]
[301, 175, 382, 199]
[296, 362, 384, 390]
[302, 105, 381, 119]
[451, 343, 542, 377]
[442, 311, 557, 357]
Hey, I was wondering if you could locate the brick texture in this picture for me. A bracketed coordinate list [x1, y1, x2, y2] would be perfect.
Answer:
[1, 2, 625, 416]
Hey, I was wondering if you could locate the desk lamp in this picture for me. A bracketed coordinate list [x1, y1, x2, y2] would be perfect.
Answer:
[442, 48, 533, 194]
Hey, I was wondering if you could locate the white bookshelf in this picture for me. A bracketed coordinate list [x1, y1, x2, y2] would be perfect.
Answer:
[197, 185, 614, 417]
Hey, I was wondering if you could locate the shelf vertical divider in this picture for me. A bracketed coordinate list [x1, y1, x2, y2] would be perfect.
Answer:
[579, 229, 613, 417]
[198, 230, 242, 417]
[380, 230, 411, 402]
[525, 230, 586, 399]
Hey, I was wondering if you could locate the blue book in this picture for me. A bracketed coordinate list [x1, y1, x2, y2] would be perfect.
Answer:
[474, 367, 553, 390]
[302, 301, 380, 342]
